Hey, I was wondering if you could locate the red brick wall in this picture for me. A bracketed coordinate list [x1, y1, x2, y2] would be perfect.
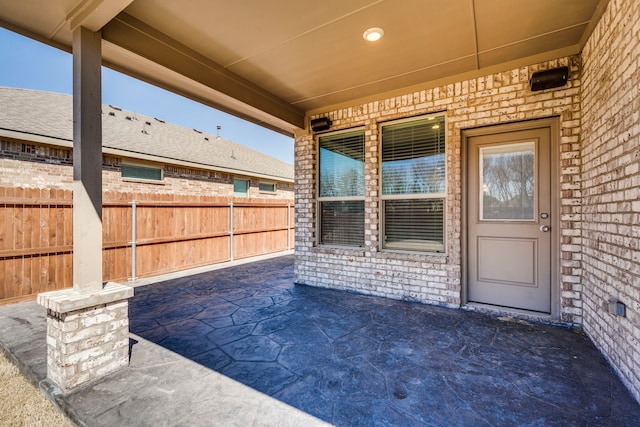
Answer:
[0, 137, 293, 199]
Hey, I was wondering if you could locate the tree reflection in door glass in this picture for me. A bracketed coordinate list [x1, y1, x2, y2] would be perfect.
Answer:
[480, 142, 535, 220]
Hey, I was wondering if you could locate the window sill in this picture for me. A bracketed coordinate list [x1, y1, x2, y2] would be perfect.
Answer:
[378, 249, 448, 264]
[313, 245, 365, 257]
[122, 178, 165, 185]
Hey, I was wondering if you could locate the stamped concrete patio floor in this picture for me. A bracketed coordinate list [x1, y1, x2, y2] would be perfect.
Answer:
[2, 254, 640, 426]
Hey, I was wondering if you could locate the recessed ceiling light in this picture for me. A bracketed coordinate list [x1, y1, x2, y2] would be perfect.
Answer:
[363, 27, 384, 42]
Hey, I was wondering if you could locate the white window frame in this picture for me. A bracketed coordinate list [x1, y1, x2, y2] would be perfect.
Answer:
[379, 113, 447, 253]
[316, 127, 366, 248]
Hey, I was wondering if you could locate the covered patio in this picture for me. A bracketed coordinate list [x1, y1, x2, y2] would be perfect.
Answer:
[0, 0, 638, 408]
[1, 255, 639, 425]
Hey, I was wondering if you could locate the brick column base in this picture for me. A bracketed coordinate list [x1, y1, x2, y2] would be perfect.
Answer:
[37, 283, 134, 392]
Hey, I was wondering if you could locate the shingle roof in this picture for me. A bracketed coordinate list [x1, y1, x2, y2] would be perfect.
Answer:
[0, 87, 294, 182]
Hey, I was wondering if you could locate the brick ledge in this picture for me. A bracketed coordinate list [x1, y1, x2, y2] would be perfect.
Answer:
[37, 282, 134, 313]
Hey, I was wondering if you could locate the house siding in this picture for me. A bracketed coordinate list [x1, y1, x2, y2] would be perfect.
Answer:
[0, 137, 294, 199]
[581, 0, 640, 403]
[295, 55, 582, 324]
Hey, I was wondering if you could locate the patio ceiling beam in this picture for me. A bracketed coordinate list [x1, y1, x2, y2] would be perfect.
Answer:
[101, 13, 305, 131]
[49, 0, 134, 38]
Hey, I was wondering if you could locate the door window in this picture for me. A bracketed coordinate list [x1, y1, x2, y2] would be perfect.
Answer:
[479, 141, 535, 221]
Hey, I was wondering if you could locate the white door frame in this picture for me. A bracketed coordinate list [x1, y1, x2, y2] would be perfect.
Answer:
[461, 117, 560, 319]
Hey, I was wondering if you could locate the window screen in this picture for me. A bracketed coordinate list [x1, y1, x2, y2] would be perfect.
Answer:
[318, 129, 365, 247]
[381, 115, 446, 252]
[121, 164, 162, 181]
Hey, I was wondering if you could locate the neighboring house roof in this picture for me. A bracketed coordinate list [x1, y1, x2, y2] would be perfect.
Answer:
[0, 87, 294, 182]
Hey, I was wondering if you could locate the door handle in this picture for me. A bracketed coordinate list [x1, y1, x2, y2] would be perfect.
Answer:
[540, 225, 550, 232]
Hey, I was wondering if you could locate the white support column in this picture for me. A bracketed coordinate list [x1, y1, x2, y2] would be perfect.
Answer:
[72, 26, 103, 293]
[38, 26, 133, 393]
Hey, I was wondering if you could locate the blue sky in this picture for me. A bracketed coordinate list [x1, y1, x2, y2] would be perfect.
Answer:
[0, 28, 294, 164]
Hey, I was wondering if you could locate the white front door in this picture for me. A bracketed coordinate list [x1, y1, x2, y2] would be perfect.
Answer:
[465, 122, 555, 313]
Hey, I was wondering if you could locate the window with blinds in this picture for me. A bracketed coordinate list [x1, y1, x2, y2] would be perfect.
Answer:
[318, 129, 365, 247]
[320, 201, 365, 247]
[381, 115, 446, 252]
[384, 199, 444, 251]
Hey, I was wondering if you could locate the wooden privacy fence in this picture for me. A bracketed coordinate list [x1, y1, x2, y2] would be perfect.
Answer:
[0, 187, 294, 304]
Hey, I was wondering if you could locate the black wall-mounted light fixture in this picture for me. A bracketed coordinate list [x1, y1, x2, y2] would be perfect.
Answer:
[530, 66, 569, 91]
[310, 117, 332, 132]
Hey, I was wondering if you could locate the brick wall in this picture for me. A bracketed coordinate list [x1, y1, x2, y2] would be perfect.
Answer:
[44, 298, 130, 391]
[580, 0, 640, 403]
[0, 137, 293, 199]
[0, 139, 73, 188]
[295, 55, 583, 323]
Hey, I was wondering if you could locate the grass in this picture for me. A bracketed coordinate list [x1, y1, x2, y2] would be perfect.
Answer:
[0, 352, 72, 427]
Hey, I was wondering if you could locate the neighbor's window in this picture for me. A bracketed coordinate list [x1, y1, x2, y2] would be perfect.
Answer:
[259, 182, 276, 193]
[121, 163, 163, 181]
[234, 179, 249, 197]
[318, 129, 365, 247]
[381, 115, 446, 252]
